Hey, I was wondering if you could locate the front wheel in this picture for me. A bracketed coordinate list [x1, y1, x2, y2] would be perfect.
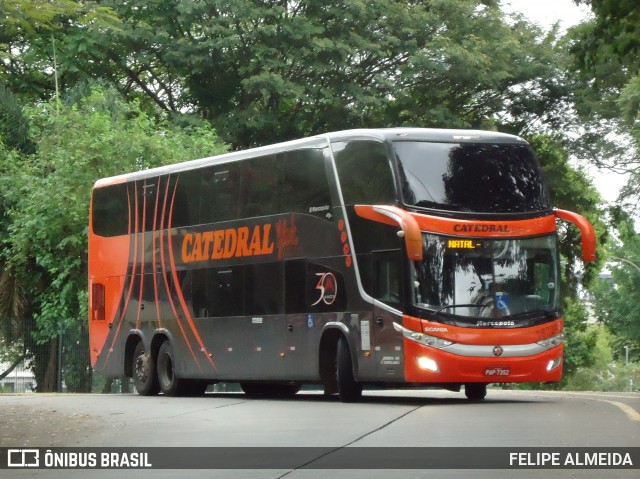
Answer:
[336, 336, 362, 402]
[464, 383, 487, 401]
[132, 341, 159, 396]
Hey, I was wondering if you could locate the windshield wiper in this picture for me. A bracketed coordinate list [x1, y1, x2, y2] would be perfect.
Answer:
[433, 304, 561, 320]
[435, 304, 486, 314]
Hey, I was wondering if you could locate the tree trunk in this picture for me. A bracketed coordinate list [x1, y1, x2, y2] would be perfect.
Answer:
[102, 377, 114, 393]
[41, 337, 58, 392]
[0, 354, 27, 381]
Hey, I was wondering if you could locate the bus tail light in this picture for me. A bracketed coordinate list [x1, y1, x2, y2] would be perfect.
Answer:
[92, 283, 105, 321]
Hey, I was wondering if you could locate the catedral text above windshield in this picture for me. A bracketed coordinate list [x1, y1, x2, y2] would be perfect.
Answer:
[412, 233, 559, 322]
[393, 141, 551, 214]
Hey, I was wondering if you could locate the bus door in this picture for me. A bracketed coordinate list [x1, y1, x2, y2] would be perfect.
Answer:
[371, 252, 405, 379]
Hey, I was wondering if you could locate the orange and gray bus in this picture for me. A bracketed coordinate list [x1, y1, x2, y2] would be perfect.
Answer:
[88, 128, 596, 401]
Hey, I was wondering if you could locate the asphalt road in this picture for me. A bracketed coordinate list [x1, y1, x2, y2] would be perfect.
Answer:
[1, 388, 638, 479]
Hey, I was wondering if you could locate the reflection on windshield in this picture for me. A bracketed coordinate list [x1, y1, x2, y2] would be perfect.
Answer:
[413, 234, 559, 318]
[394, 141, 550, 213]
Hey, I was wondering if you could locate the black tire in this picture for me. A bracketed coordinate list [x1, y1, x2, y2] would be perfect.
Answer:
[320, 342, 338, 396]
[157, 340, 189, 396]
[465, 383, 487, 401]
[132, 341, 160, 396]
[336, 336, 362, 402]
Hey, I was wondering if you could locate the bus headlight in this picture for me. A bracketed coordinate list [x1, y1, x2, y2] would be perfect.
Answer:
[536, 333, 564, 350]
[393, 322, 453, 349]
[546, 357, 562, 372]
[417, 357, 439, 372]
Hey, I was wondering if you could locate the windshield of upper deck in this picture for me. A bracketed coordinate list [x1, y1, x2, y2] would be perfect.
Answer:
[393, 141, 550, 214]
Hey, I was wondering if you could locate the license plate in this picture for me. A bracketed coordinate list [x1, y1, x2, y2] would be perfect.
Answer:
[484, 367, 510, 377]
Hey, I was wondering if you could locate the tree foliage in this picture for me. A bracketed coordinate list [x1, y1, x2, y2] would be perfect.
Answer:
[523, 133, 608, 382]
[23, 0, 565, 148]
[0, 0, 634, 391]
[0, 1, 120, 102]
[526, 133, 607, 289]
[569, 0, 640, 211]
[591, 209, 640, 361]
[0, 86, 226, 390]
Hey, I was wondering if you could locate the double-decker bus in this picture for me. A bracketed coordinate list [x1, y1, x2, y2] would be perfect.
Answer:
[88, 128, 596, 402]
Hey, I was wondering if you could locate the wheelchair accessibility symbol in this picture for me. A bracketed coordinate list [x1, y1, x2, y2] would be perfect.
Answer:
[495, 292, 509, 313]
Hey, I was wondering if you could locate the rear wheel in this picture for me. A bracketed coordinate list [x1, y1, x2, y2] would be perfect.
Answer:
[132, 341, 159, 396]
[157, 340, 190, 396]
[336, 336, 362, 402]
[464, 383, 487, 401]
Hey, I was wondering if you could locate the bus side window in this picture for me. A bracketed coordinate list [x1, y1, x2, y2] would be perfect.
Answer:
[285, 260, 307, 314]
[282, 148, 332, 219]
[92, 183, 129, 237]
[239, 155, 281, 218]
[374, 253, 403, 307]
[332, 140, 396, 206]
[140, 180, 158, 232]
[172, 171, 202, 228]
[200, 163, 241, 224]
[194, 264, 285, 318]
[192, 267, 245, 318]
[245, 263, 284, 315]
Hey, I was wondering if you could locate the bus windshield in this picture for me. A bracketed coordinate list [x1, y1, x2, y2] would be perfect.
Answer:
[393, 141, 550, 213]
[412, 233, 559, 319]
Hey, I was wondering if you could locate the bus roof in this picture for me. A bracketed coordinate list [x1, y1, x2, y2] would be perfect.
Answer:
[93, 128, 527, 189]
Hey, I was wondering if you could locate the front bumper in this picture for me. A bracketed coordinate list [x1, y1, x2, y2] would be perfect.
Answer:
[403, 338, 563, 383]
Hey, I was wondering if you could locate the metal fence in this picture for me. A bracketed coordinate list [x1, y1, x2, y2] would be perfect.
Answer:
[0, 319, 241, 394]
[0, 319, 104, 394]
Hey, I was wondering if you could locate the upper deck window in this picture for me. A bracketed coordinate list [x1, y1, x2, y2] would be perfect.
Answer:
[92, 183, 129, 237]
[332, 140, 396, 206]
[393, 141, 550, 214]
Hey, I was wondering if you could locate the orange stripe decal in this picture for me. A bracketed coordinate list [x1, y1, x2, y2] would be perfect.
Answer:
[106, 184, 139, 362]
[152, 177, 163, 329]
[167, 179, 216, 370]
[159, 177, 201, 369]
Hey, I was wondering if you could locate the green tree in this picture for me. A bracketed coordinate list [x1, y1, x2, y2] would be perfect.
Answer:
[0, 88, 35, 383]
[527, 134, 606, 287]
[48, 0, 568, 148]
[568, 1, 640, 209]
[524, 134, 608, 384]
[0, 86, 36, 155]
[563, 325, 640, 392]
[0, 1, 119, 102]
[591, 209, 640, 362]
[0, 0, 616, 391]
[0, 85, 226, 391]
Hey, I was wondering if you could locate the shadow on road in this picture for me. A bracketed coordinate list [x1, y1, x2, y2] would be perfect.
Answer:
[199, 390, 542, 407]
